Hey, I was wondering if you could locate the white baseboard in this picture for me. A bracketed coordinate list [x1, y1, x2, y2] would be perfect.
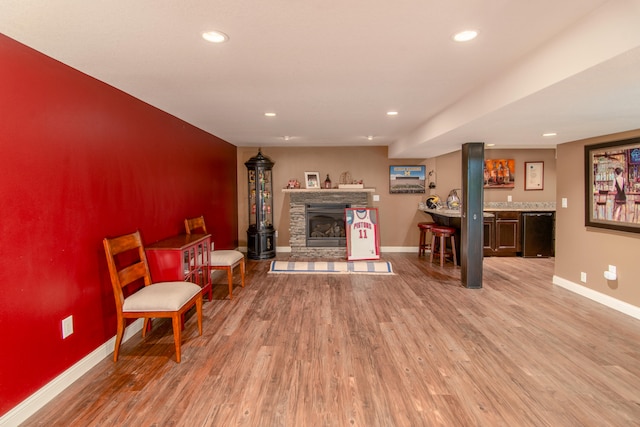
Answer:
[0, 319, 143, 427]
[271, 246, 418, 254]
[381, 246, 419, 253]
[552, 275, 640, 320]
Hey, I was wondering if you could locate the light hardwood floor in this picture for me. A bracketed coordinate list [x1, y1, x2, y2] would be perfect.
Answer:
[22, 254, 640, 426]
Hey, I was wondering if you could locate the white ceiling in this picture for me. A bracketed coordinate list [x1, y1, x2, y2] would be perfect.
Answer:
[2, 0, 640, 158]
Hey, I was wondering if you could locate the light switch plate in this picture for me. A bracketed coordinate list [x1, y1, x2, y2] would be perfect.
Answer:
[562, 198, 568, 208]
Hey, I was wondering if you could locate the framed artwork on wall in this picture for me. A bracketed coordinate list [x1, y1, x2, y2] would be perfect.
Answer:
[524, 161, 544, 190]
[585, 137, 640, 233]
[389, 165, 426, 194]
[305, 171, 320, 189]
[483, 159, 515, 188]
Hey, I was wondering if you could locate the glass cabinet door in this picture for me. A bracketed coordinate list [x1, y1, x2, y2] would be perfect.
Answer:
[248, 169, 257, 227]
[259, 169, 273, 228]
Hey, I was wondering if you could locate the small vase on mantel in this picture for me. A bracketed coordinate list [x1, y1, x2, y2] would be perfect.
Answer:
[324, 174, 332, 189]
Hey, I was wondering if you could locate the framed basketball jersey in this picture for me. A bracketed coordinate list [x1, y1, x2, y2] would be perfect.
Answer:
[345, 208, 381, 260]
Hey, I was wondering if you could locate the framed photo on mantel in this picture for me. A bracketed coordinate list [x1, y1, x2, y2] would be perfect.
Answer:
[304, 171, 320, 189]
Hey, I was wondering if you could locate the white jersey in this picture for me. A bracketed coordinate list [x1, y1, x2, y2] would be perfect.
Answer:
[346, 208, 380, 260]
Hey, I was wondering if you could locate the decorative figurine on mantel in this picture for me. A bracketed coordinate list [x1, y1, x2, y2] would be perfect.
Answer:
[324, 174, 332, 189]
[338, 171, 364, 189]
[340, 171, 352, 185]
[286, 179, 300, 189]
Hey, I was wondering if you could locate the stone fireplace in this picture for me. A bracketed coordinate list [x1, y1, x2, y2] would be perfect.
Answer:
[283, 188, 372, 258]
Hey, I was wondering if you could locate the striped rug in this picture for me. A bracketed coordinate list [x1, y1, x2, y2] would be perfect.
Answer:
[268, 260, 394, 275]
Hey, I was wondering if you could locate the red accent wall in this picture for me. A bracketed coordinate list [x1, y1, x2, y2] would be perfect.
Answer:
[0, 34, 238, 416]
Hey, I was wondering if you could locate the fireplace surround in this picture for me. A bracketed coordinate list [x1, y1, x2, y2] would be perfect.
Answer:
[283, 188, 373, 258]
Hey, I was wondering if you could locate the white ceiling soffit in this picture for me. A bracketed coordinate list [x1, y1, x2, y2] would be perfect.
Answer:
[1, 0, 639, 158]
[389, 0, 640, 158]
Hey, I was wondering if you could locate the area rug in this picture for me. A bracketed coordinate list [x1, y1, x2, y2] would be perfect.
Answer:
[268, 260, 394, 275]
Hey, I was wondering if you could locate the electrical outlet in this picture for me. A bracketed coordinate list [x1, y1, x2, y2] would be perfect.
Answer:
[62, 315, 74, 339]
[373, 194, 380, 202]
[580, 272, 587, 283]
[507, 195, 512, 202]
[562, 197, 568, 208]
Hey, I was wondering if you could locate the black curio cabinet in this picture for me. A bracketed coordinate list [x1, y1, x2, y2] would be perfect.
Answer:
[245, 150, 276, 259]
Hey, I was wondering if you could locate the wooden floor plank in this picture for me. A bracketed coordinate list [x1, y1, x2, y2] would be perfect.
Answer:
[21, 254, 640, 426]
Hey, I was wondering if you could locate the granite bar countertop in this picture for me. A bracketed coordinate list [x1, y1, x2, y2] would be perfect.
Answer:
[483, 202, 556, 212]
[421, 208, 495, 218]
[420, 202, 556, 218]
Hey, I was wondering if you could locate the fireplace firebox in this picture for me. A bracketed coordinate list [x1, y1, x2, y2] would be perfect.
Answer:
[306, 203, 350, 247]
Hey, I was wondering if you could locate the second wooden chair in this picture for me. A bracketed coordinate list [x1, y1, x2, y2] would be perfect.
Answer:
[184, 215, 246, 299]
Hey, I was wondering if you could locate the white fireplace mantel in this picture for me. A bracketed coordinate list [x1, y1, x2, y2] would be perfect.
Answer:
[282, 188, 375, 193]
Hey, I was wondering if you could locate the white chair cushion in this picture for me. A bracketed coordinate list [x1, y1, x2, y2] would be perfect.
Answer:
[210, 250, 244, 267]
[123, 281, 201, 312]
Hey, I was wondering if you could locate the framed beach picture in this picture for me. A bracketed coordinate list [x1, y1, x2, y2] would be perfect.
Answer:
[584, 137, 640, 233]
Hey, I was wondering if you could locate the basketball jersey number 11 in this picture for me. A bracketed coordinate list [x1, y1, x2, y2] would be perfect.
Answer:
[345, 208, 380, 260]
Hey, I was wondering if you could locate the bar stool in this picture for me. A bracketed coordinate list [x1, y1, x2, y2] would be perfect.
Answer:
[430, 225, 457, 267]
[417, 222, 434, 256]
[634, 200, 640, 223]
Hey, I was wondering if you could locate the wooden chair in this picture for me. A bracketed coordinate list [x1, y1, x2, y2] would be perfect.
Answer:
[103, 231, 203, 363]
[184, 216, 245, 299]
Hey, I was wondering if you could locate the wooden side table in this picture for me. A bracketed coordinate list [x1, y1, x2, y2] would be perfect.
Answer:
[145, 233, 212, 301]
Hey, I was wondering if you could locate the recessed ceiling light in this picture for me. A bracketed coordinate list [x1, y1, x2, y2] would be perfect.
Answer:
[543, 132, 557, 137]
[453, 30, 478, 42]
[264, 112, 276, 117]
[387, 111, 398, 116]
[202, 31, 229, 43]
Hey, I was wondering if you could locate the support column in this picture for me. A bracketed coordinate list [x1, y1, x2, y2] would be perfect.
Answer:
[461, 142, 484, 289]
